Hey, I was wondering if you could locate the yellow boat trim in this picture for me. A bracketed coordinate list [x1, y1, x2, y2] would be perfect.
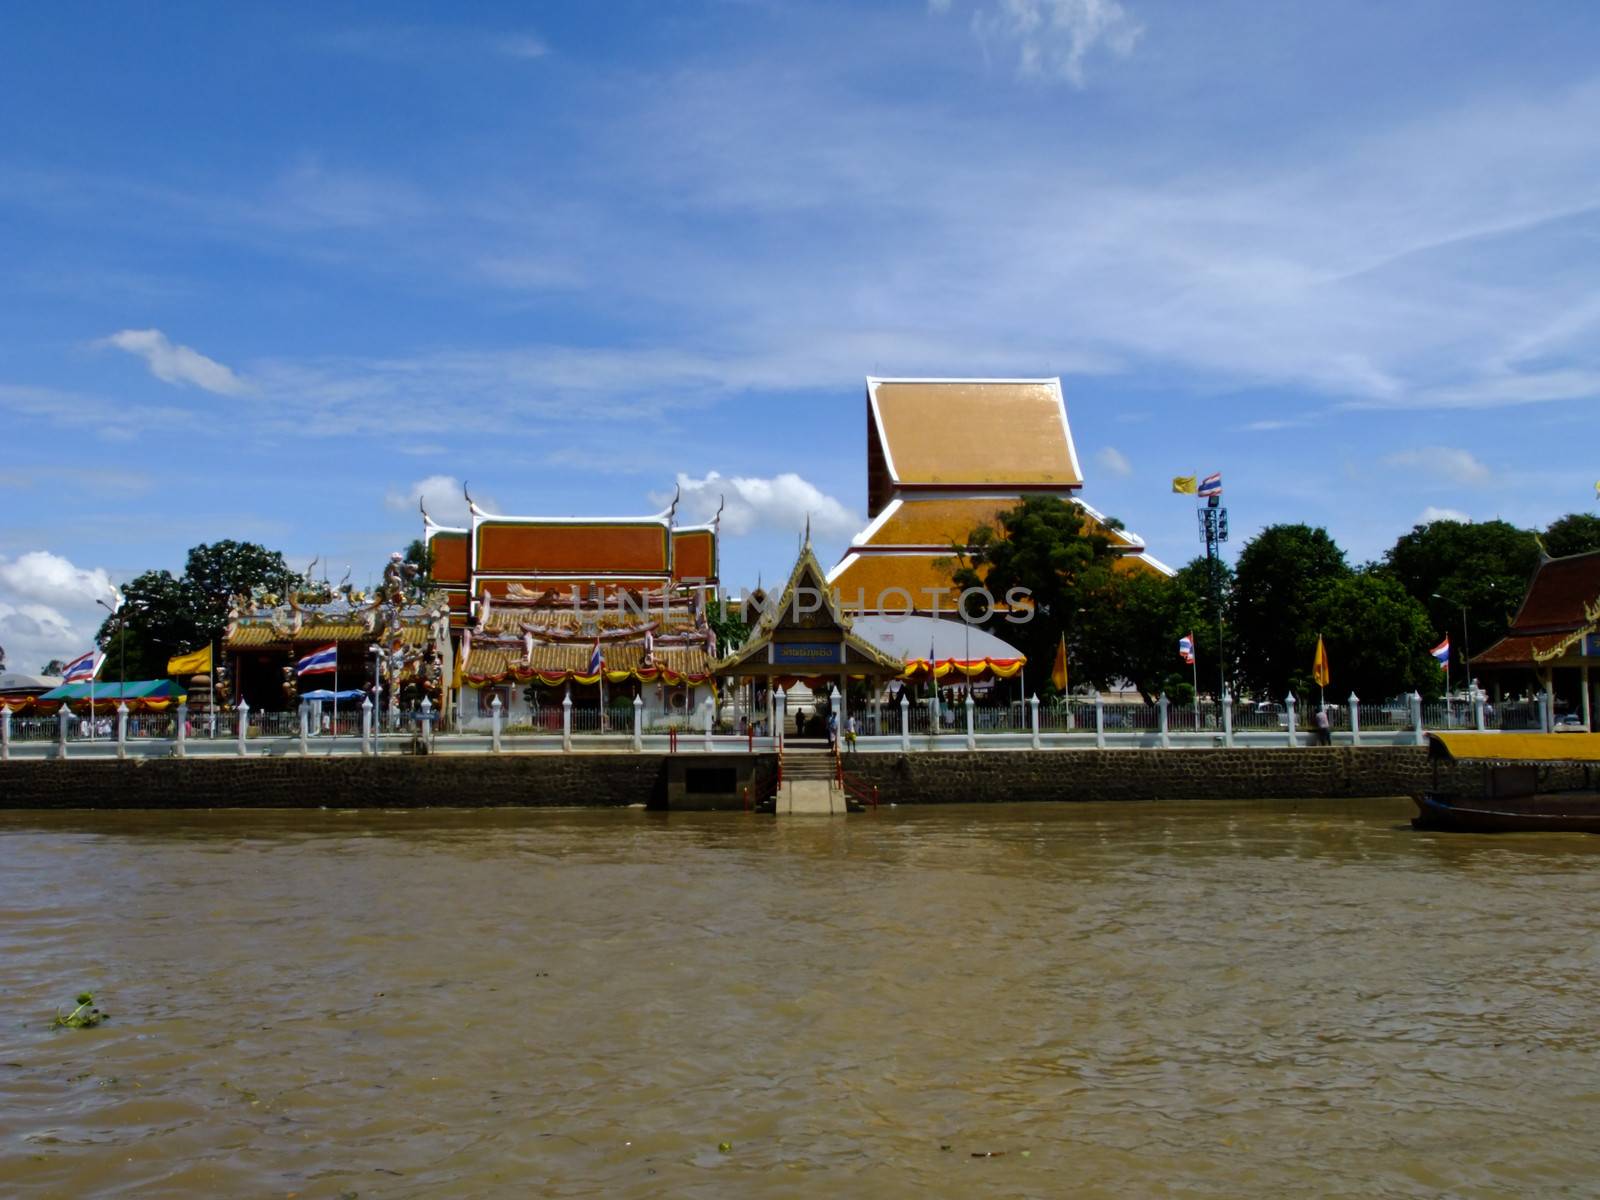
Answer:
[1429, 732, 1600, 763]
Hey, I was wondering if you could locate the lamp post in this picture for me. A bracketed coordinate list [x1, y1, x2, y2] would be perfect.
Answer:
[95, 594, 124, 736]
[369, 643, 383, 743]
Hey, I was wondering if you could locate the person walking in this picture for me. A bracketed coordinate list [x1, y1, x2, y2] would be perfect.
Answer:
[827, 711, 838, 751]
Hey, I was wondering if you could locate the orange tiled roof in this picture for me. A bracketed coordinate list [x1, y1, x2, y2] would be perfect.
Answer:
[226, 621, 428, 648]
[859, 496, 1141, 551]
[465, 642, 711, 678]
[871, 379, 1082, 487]
[475, 522, 670, 575]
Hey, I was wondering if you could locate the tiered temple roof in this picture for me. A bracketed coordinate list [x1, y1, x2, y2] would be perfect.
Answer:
[830, 377, 1170, 609]
[1474, 549, 1600, 669]
[424, 487, 722, 689]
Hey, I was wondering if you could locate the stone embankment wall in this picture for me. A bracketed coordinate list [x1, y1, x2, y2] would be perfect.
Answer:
[0, 748, 1433, 809]
[846, 747, 1433, 804]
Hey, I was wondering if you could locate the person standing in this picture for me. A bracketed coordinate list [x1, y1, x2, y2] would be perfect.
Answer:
[1314, 706, 1332, 746]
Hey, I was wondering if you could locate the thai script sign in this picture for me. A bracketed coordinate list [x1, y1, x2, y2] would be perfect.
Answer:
[772, 642, 841, 666]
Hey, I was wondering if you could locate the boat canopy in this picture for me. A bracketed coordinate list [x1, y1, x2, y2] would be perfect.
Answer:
[1428, 732, 1600, 763]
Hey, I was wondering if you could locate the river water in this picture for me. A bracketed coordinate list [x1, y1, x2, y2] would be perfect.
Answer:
[3, 800, 1599, 1198]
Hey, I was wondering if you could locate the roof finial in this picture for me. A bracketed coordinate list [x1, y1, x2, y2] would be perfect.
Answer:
[667, 482, 680, 525]
[463, 480, 483, 517]
[804, 513, 811, 547]
[713, 493, 724, 531]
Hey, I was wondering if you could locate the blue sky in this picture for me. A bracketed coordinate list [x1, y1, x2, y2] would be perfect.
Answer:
[3, 0, 1599, 673]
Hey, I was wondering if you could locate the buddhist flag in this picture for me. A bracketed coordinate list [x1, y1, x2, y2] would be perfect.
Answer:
[1050, 633, 1069, 692]
[1312, 635, 1330, 687]
[166, 645, 213, 677]
[1172, 475, 1198, 495]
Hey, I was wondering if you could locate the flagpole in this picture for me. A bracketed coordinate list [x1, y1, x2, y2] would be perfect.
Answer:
[332, 645, 338, 743]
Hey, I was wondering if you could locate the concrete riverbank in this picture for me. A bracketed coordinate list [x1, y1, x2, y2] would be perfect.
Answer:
[0, 747, 1431, 809]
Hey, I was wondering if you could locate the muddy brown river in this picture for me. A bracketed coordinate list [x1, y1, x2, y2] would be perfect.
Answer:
[3, 800, 1599, 1198]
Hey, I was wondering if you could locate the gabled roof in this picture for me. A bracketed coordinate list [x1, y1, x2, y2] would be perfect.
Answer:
[1473, 549, 1600, 667]
[867, 377, 1084, 492]
[717, 541, 904, 675]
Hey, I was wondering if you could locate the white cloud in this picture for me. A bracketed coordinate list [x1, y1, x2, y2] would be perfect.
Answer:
[1095, 446, 1132, 477]
[659, 471, 859, 539]
[961, 0, 1144, 86]
[385, 475, 491, 528]
[102, 329, 249, 396]
[0, 551, 119, 677]
[493, 33, 548, 60]
[1381, 446, 1491, 485]
[1419, 506, 1470, 525]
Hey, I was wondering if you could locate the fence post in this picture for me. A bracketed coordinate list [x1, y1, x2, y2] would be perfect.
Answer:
[1472, 681, 1486, 732]
[1540, 689, 1553, 733]
[928, 694, 939, 741]
[490, 695, 503, 753]
[1410, 691, 1426, 745]
[775, 687, 785, 751]
[1094, 693, 1105, 749]
[964, 691, 976, 750]
[298, 702, 310, 756]
[114, 702, 127, 760]
[236, 699, 249, 757]
[1284, 692, 1298, 748]
[176, 701, 187, 758]
[1221, 685, 1234, 747]
[561, 689, 573, 752]
[57, 704, 72, 760]
[900, 694, 911, 752]
[632, 694, 644, 751]
[1348, 692, 1361, 746]
[1, 704, 10, 762]
[1158, 692, 1170, 749]
[421, 697, 434, 751]
[703, 692, 714, 752]
[360, 696, 373, 756]
[1030, 693, 1041, 750]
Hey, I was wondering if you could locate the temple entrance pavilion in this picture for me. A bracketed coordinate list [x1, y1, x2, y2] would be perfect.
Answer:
[717, 540, 904, 737]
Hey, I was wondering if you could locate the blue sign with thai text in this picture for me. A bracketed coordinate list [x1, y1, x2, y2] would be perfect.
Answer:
[773, 642, 840, 666]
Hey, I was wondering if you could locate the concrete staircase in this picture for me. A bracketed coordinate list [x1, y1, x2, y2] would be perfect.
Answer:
[778, 744, 846, 815]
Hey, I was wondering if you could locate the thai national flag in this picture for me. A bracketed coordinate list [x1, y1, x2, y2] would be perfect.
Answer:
[1197, 472, 1223, 498]
[586, 638, 604, 675]
[1430, 636, 1450, 670]
[61, 650, 102, 682]
[1178, 633, 1195, 665]
[296, 643, 339, 676]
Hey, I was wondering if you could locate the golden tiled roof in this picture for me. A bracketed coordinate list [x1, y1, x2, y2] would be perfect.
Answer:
[481, 607, 700, 635]
[225, 621, 428, 648]
[872, 380, 1082, 487]
[465, 643, 711, 678]
[861, 497, 1140, 551]
[829, 553, 983, 613]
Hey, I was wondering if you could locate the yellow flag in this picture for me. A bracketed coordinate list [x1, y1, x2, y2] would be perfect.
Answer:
[166, 645, 213, 676]
[1051, 633, 1069, 692]
[1312, 635, 1330, 688]
[1172, 475, 1197, 495]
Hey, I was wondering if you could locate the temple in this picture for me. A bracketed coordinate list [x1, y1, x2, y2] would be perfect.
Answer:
[1473, 547, 1600, 730]
[828, 377, 1172, 616]
[425, 488, 723, 729]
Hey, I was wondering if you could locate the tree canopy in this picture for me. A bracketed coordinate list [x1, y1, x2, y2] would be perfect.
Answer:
[1228, 524, 1351, 700]
[96, 540, 304, 679]
[951, 496, 1122, 690]
[1381, 518, 1538, 666]
[1542, 512, 1600, 559]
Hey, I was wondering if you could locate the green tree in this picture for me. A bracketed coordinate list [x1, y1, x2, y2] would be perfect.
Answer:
[1229, 524, 1351, 700]
[1304, 572, 1441, 703]
[706, 596, 749, 655]
[1381, 518, 1537, 666]
[403, 538, 435, 591]
[951, 496, 1122, 691]
[1542, 512, 1600, 559]
[1077, 568, 1184, 703]
[96, 541, 304, 679]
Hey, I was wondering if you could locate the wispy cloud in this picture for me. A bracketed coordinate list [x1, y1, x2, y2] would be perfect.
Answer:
[657, 471, 859, 538]
[385, 475, 494, 527]
[100, 329, 250, 396]
[315, 25, 550, 64]
[1381, 446, 1492, 485]
[939, 0, 1144, 86]
[1419, 505, 1470, 524]
[0, 550, 120, 674]
[1095, 446, 1133, 477]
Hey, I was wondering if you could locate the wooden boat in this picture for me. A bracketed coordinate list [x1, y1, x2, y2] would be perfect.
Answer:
[1413, 732, 1600, 833]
